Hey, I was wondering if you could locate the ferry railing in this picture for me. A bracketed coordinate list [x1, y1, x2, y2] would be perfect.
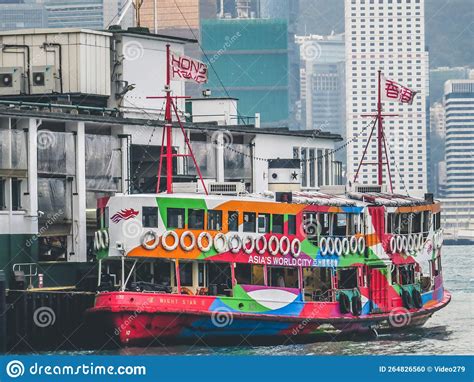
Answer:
[12, 263, 38, 289]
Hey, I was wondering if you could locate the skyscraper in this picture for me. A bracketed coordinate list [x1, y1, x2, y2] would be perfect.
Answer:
[0, 1, 47, 31]
[43, 0, 103, 29]
[344, 0, 428, 197]
[444, 80, 474, 198]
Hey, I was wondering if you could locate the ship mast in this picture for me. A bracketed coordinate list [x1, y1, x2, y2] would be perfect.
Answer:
[353, 70, 395, 192]
[147, 45, 208, 194]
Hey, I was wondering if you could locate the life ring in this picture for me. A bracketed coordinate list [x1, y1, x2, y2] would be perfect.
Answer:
[357, 236, 366, 255]
[291, 238, 301, 258]
[396, 235, 403, 253]
[350, 235, 358, 253]
[408, 234, 415, 252]
[412, 289, 423, 309]
[339, 292, 350, 314]
[242, 235, 255, 255]
[213, 233, 227, 253]
[319, 237, 328, 256]
[327, 237, 335, 255]
[351, 295, 362, 316]
[334, 237, 343, 256]
[98, 230, 109, 249]
[180, 231, 196, 252]
[401, 235, 408, 253]
[162, 230, 179, 251]
[255, 235, 267, 255]
[342, 237, 350, 256]
[141, 230, 160, 250]
[197, 232, 213, 252]
[279, 236, 291, 256]
[268, 236, 280, 256]
[389, 236, 397, 253]
[228, 234, 242, 254]
[94, 231, 101, 251]
[416, 233, 423, 251]
[401, 289, 413, 309]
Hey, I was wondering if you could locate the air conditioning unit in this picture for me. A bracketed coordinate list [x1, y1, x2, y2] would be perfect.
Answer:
[209, 182, 246, 196]
[0, 67, 24, 95]
[30, 65, 57, 94]
[354, 184, 387, 193]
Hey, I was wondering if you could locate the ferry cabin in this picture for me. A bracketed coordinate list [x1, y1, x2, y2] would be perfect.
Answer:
[94, 192, 444, 316]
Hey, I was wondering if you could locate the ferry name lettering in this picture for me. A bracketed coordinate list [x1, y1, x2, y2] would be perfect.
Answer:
[248, 255, 312, 267]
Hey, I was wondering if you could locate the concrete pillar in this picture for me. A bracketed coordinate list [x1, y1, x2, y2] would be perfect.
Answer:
[23, 118, 38, 216]
[66, 121, 87, 262]
[118, 135, 130, 194]
[215, 131, 225, 183]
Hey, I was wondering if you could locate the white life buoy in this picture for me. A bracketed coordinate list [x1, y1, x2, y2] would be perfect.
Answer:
[280, 236, 291, 256]
[350, 235, 358, 254]
[416, 233, 423, 251]
[291, 238, 301, 258]
[396, 235, 403, 253]
[162, 230, 179, 251]
[401, 235, 408, 253]
[357, 236, 366, 255]
[213, 233, 227, 253]
[197, 232, 213, 252]
[327, 237, 335, 255]
[180, 231, 196, 252]
[242, 235, 255, 254]
[94, 230, 101, 251]
[342, 237, 350, 256]
[389, 236, 396, 253]
[268, 235, 280, 256]
[100, 230, 109, 249]
[408, 234, 415, 252]
[255, 235, 267, 255]
[228, 234, 242, 254]
[141, 230, 160, 250]
[334, 237, 343, 256]
[319, 237, 328, 256]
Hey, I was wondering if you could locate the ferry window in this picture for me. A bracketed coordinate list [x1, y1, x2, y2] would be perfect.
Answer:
[104, 207, 109, 228]
[167, 208, 185, 229]
[12, 178, 21, 211]
[399, 265, 414, 285]
[234, 264, 265, 286]
[302, 212, 317, 240]
[96, 208, 101, 228]
[387, 213, 395, 233]
[287, 215, 296, 235]
[179, 261, 193, 286]
[188, 209, 205, 230]
[411, 212, 421, 233]
[338, 268, 358, 289]
[272, 214, 284, 234]
[243, 212, 256, 232]
[268, 267, 299, 288]
[258, 213, 270, 233]
[0, 178, 5, 210]
[228, 211, 239, 231]
[198, 263, 206, 287]
[152, 259, 172, 286]
[422, 210, 430, 233]
[303, 267, 333, 301]
[208, 262, 232, 295]
[318, 213, 330, 235]
[333, 214, 347, 236]
[400, 213, 410, 234]
[347, 214, 357, 235]
[391, 266, 398, 284]
[207, 210, 222, 230]
[142, 207, 158, 228]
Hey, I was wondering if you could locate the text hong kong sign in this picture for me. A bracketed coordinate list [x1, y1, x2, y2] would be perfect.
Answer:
[170, 52, 208, 84]
[382, 76, 417, 104]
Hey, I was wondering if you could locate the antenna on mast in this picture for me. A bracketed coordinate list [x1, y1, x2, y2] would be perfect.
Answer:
[132, 0, 144, 27]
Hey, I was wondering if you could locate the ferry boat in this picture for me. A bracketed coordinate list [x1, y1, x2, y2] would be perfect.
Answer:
[87, 189, 450, 345]
[86, 52, 450, 346]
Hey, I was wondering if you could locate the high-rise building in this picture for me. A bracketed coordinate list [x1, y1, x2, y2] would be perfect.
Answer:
[429, 66, 471, 106]
[344, 0, 428, 197]
[43, 0, 103, 29]
[429, 102, 446, 196]
[443, 80, 474, 198]
[0, 1, 47, 31]
[296, 33, 345, 139]
[201, 18, 289, 126]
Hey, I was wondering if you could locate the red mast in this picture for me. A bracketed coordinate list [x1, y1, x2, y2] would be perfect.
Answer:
[354, 70, 394, 192]
[148, 44, 208, 195]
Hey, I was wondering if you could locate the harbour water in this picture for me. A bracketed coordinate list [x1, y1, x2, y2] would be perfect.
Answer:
[83, 245, 473, 356]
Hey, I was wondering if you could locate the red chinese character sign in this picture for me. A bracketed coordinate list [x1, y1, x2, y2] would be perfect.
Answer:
[170, 52, 208, 84]
[381, 76, 417, 104]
